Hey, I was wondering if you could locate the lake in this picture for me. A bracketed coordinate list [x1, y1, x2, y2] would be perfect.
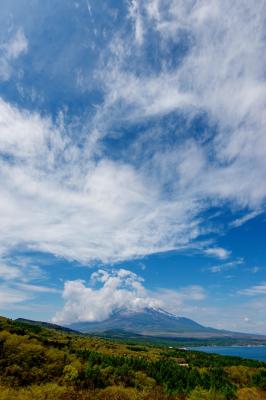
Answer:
[189, 346, 266, 362]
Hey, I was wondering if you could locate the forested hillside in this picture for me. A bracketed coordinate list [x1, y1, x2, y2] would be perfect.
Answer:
[0, 316, 266, 400]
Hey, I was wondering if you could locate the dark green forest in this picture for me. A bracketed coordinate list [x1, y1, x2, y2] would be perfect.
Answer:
[0, 316, 266, 399]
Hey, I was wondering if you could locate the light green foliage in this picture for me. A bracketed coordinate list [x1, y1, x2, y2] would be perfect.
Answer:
[225, 366, 256, 386]
[188, 387, 225, 400]
[0, 384, 69, 400]
[63, 363, 80, 384]
[134, 371, 156, 390]
[96, 386, 139, 400]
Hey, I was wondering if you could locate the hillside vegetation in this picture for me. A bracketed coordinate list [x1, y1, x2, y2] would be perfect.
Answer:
[0, 316, 266, 400]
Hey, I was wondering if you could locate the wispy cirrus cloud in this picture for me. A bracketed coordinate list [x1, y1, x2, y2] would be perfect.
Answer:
[0, 263, 22, 280]
[231, 210, 263, 228]
[238, 283, 266, 296]
[0, 285, 31, 308]
[0, 0, 265, 268]
[0, 255, 57, 309]
[0, 29, 27, 81]
[208, 258, 244, 273]
[0, 258, 44, 283]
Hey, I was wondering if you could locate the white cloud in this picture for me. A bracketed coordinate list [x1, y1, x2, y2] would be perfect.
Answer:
[204, 247, 231, 260]
[0, 255, 56, 309]
[0, 263, 21, 280]
[154, 285, 207, 316]
[97, 0, 266, 208]
[0, 285, 32, 308]
[0, 97, 203, 263]
[53, 269, 160, 324]
[129, 0, 144, 45]
[231, 210, 262, 228]
[0, 29, 27, 81]
[101, 71, 193, 120]
[238, 283, 266, 296]
[5, 29, 28, 59]
[53, 268, 266, 334]
[208, 258, 243, 273]
[0, 257, 44, 282]
[15, 283, 60, 294]
[53, 268, 207, 324]
[0, 0, 265, 268]
[0, 2, 265, 335]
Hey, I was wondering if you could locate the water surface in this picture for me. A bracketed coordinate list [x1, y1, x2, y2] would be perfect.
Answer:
[189, 346, 266, 362]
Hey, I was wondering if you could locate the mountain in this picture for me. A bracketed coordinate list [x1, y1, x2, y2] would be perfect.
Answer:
[16, 318, 80, 335]
[67, 307, 266, 340]
[68, 308, 212, 336]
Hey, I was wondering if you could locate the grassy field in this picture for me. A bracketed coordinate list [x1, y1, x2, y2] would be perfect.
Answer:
[0, 316, 266, 399]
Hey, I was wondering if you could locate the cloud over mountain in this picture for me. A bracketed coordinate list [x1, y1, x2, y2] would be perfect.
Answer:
[53, 269, 160, 324]
[53, 268, 206, 324]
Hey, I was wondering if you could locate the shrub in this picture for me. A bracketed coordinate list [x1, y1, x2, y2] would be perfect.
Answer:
[188, 387, 225, 400]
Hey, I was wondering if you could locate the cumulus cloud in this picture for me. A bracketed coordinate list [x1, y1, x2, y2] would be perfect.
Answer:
[33, 266, 266, 334]
[53, 269, 160, 323]
[54, 268, 266, 333]
[53, 268, 206, 324]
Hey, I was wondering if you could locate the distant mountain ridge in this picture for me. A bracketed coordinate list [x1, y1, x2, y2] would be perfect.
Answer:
[66, 307, 266, 340]
[15, 308, 266, 342]
[15, 318, 79, 334]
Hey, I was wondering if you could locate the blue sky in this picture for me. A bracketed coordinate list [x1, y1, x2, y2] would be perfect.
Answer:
[0, 0, 265, 333]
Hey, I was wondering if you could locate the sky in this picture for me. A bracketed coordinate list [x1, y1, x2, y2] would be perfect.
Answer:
[0, 0, 265, 334]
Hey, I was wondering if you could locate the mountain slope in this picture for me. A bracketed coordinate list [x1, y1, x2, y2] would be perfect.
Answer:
[16, 318, 80, 334]
[67, 307, 264, 339]
[69, 308, 212, 336]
